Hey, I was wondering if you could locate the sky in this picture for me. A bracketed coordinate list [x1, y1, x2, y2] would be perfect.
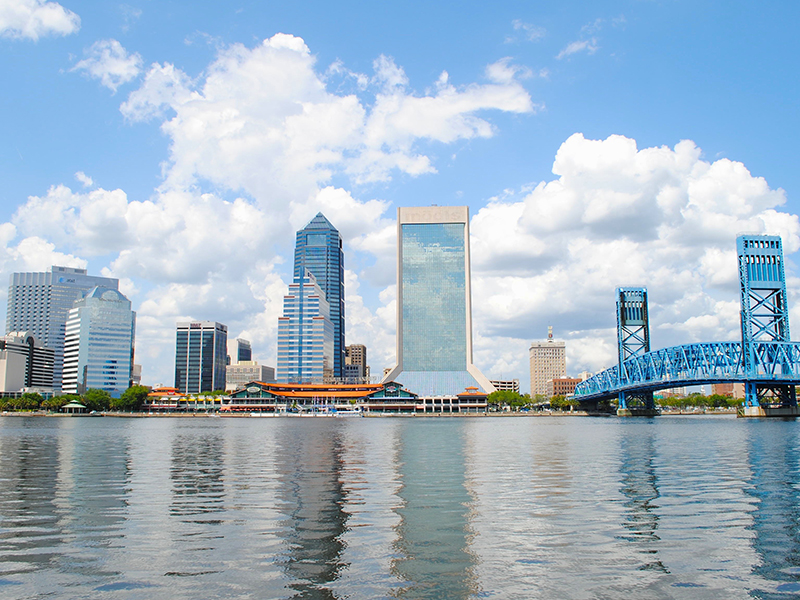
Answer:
[1, 0, 799, 393]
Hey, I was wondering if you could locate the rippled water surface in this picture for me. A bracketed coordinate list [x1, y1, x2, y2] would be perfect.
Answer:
[1, 415, 800, 599]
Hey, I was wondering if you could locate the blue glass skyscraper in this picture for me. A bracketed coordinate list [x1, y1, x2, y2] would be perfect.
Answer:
[293, 213, 345, 379]
[383, 206, 494, 397]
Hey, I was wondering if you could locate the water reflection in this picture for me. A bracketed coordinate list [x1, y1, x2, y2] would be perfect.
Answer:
[170, 426, 225, 524]
[618, 422, 666, 573]
[391, 419, 477, 599]
[745, 420, 800, 598]
[274, 420, 350, 599]
[0, 418, 61, 579]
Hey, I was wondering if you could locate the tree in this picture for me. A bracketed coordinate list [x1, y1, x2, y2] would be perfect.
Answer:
[41, 396, 73, 411]
[82, 388, 112, 412]
[111, 385, 149, 412]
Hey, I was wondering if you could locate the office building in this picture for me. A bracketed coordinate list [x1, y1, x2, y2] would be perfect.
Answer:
[226, 361, 276, 391]
[383, 206, 494, 397]
[174, 321, 228, 393]
[546, 377, 581, 398]
[345, 344, 369, 381]
[490, 379, 520, 394]
[6, 265, 118, 391]
[0, 332, 54, 393]
[277, 269, 334, 383]
[62, 287, 135, 397]
[235, 338, 252, 363]
[293, 213, 345, 378]
[530, 327, 566, 397]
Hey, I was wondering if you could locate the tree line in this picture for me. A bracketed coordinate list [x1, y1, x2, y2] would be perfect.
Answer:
[0, 385, 151, 413]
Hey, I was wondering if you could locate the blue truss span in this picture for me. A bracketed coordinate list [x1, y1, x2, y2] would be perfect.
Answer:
[573, 340, 800, 403]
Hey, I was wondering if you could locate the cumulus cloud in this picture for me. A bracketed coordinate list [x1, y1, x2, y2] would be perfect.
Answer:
[74, 171, 93, 187]
[121, 34, 535, 193]
[469, 133, 800, 391]
[0, 0, 79, 40]
[72, 39, 143, 92]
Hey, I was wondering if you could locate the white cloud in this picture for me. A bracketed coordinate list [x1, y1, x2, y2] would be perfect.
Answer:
[72, 39, 143, 92]
[0, 0, 79, 40]
[470, 133, 800, 392]
[556, 38, 599, 59]
[507, 19, 545, 43]
[74, 171, 93, 187]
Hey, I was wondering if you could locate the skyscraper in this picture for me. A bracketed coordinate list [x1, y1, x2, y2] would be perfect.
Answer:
[62, 287, 136, 397]
[174, 321, 228, 393]
[6, 266, 119, 391]
[383, 206, 494, 396]
[529, 327, 566, 397]
[293, 213, 345, 378]
[277, 269, 334, 383]
[235, 338, 252, 363]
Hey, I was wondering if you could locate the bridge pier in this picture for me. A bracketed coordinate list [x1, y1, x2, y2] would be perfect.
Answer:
[617, 391, 658, 417]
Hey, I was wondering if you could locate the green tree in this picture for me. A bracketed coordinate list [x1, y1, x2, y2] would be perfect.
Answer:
[41, 396, 71, 411]
[550, 395, 566, 410]
[111, 385, 150, 412]
[82, 388, 112, 412]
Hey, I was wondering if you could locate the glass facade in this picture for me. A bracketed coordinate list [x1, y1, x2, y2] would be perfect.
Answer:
[62, 287, 135, 397]
[277, 270, 334, 383]
[6, 266, 119, 391]
[402, 223, 467, 372]
[174, 322, 227, 393]
[293, 213, 345, 378]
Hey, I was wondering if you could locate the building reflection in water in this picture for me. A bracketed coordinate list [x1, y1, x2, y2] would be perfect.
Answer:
[617, 422, 666, 573]
[273, 419, 350, 599]
[745, 420, 800, 598]
[390, 420, 477, 600]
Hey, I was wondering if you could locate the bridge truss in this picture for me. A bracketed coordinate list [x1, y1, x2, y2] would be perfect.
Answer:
[573, 235, 800, 409]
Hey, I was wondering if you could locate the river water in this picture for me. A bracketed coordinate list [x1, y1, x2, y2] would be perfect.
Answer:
[1, 414, 799, 599]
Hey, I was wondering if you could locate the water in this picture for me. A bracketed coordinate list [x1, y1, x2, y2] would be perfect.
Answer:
[1, 415, 799, 599]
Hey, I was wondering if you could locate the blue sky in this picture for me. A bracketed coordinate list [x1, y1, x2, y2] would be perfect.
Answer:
[1, 0, 799, 391]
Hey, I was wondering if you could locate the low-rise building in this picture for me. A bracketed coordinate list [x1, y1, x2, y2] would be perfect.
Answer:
[490, 379, 520, 393]
[546, 376, 582, 398]
[225, 361, 275, 391]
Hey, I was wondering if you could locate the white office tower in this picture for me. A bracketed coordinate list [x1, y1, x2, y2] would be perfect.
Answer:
[62, 287, 136, 397]
[7, 266, 119, 391]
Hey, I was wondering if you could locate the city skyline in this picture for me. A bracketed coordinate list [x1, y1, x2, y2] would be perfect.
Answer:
[1, 1, 799, 394]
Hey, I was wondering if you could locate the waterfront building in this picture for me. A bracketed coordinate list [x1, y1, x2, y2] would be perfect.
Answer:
[383, 206, 494, 397]
[711, 382, 745, 398]
[0, 332, 54, 393]
[546, 376, 581, 398]
[62, 287, 135, 397]
[226, 361, 276, 391]
[293, 213, 345, 378]
[6, 265, 119, 391]
[174, 321, 228, 393]
[132, 364, 142, 386]
[530, 327, 566, 397]
[490, 379, 520, 394]
[277, 269, 334, 383]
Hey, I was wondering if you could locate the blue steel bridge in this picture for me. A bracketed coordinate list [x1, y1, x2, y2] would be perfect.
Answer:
[572, 235, 800, 414]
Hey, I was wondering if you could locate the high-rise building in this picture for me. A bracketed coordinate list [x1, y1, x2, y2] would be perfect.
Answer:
[174, 321, 228, 393]
[0, 332, 55, 393]
[530, 327, 566, 397]
[6, 266, 119, 391]
[235, 338, 252, 363]
[293, 213, 345, 378]
[383, 206, 494, 396]
[62, 287, 135, 397]
[345, 344, 368, 381]
[277, 269, 334, 383]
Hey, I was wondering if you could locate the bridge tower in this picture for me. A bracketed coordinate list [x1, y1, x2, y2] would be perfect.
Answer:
[738, 235, 796, 407]
[616, 287, 654, 410]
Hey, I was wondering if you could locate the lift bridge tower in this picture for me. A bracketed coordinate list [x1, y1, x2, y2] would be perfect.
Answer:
[738, 235, 796, 408]
[616, 287, 654, 411]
